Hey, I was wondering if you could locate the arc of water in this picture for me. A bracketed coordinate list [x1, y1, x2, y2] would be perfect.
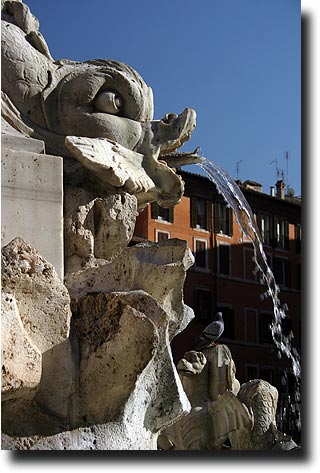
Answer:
[197, 157, 301, 430]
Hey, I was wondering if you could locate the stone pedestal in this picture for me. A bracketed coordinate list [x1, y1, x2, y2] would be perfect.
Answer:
[1, 129, 64, 280]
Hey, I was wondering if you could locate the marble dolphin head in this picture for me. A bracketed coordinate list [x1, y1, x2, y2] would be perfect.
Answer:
[1, 1, 201, 209]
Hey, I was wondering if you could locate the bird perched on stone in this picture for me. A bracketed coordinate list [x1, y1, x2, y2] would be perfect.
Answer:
[192, 312, 224, 351]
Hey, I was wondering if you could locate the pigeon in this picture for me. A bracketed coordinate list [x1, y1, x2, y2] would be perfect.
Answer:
[192, 312, 224, 351]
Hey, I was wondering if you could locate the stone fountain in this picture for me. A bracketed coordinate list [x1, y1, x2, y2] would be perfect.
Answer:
[1, 1, 298, 451]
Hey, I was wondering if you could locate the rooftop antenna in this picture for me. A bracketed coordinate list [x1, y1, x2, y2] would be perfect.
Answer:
[236, 160, 242, 180]
[285, 151, 289, 193]
[269, 158, 281, 180]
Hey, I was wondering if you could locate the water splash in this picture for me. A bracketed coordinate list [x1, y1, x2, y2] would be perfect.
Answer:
[197, 157, 301, 431]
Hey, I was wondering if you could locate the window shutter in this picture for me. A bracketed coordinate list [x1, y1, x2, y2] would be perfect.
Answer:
[270, 216, 275, 248]
[151, 202, 159, 219]
[168, 206, 174, 223]
[273, 257, 280, 283]
[206, 201, 212, 232]
[228, 207, 233, 236]
[285, 221, 289, 250]
[272, 217, 278, 248]
[256, 213, 262, 239]
[214, 202, 221, 233]
[191, 197, 197, 228]
[285, 260, 291, 287]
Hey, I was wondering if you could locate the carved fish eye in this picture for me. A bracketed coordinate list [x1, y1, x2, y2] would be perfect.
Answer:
[94, 90, 122, 114]
[161, 113, 178, 124]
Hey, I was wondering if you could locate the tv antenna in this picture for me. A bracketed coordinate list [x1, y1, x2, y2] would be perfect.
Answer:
[236, 160, 242, 180]
[285, 151, 289, 192]
[269, 158, 282, 180]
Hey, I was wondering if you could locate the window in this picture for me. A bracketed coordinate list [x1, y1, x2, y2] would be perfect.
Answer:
[217, 244, 230, 275]
[191, 197, 212, 231]
[155, 229, 170, 242]
[151, 202, 173, 223]
[260, 367, 275, 385]
[282, 317, 293, 338]
[257, 214, 272, 245]
[214, 202, 233, 236]
[259, 312, 273, 344]
[217, 307, 235, 339]
[243, 248, 256, 281]
[295, 224, 301, 254]
[273, 257, 291, 287]
[194, 238, 208, 269]
[278, 368, 290, 395]
[244, 308, 258, 342]
[245, 364, 259, 382]
[274, 217, 288, 250]
[266, 253, 273, 269]
[297, 262, 301, 290]
[194, 289, 213, 323]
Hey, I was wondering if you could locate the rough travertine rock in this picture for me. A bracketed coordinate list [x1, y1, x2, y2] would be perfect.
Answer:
[1, 238, 193, 449]
[1, 292, 42, 401]
[65, 238, 195, 338]
[1, 237, 71, 353]
[72, 291, 190, 432]
[1, 287, 191, 449]
[64, 186, 137, 273]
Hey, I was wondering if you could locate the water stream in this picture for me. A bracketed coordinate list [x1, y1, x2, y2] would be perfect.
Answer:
[197, 157, 301, 431]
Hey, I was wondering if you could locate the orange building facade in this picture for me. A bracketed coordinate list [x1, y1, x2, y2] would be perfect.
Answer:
[134, 170, 301, 414]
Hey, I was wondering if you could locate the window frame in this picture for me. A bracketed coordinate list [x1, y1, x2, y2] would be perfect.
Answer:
[193, 237, 209, 270]
[295, 224, 301, 254]
[217, 242, 231, 275]
[155, 229, 171, 242]
[273, 216, 289, 250]
[244, 307, 258, 343]
[259, 311, 274, 345]
[190, 197, 212, 232]
[151, 202, 174, 224]
[216, 304, 235, 340]
[256, 212, 273, 246]
[214, 202, 233, 237]
[245, 363, 259, 382]
[194, 287, 214, 324]
[260, 365, 275, 385]
[273, 256, 291, 288]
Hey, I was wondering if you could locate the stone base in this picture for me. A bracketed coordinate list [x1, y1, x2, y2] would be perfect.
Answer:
[1, 145, 64, 280]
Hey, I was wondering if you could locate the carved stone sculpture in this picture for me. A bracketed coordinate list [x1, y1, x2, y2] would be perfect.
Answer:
[159, 346, 250, 450]
[1, 1, 200, 450]
[1, 1, 297, 452]
[235, 379, 297, 450]
[1, 0, 201, 211]
[159, 345, 297, 451]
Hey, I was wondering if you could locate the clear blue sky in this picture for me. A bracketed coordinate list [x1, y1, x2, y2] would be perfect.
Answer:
[26, 0, 301, 196]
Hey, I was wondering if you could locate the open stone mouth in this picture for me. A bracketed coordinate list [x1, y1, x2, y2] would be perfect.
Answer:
[153, 108, 202, 167]
[159, 147, 203, 168]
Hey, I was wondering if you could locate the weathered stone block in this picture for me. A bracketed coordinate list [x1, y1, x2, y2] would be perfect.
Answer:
[1, 147, 63, 279]
[65, 239, 195, 339]
[1, 238, 71, 353]
[1, 292, 42, 401]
